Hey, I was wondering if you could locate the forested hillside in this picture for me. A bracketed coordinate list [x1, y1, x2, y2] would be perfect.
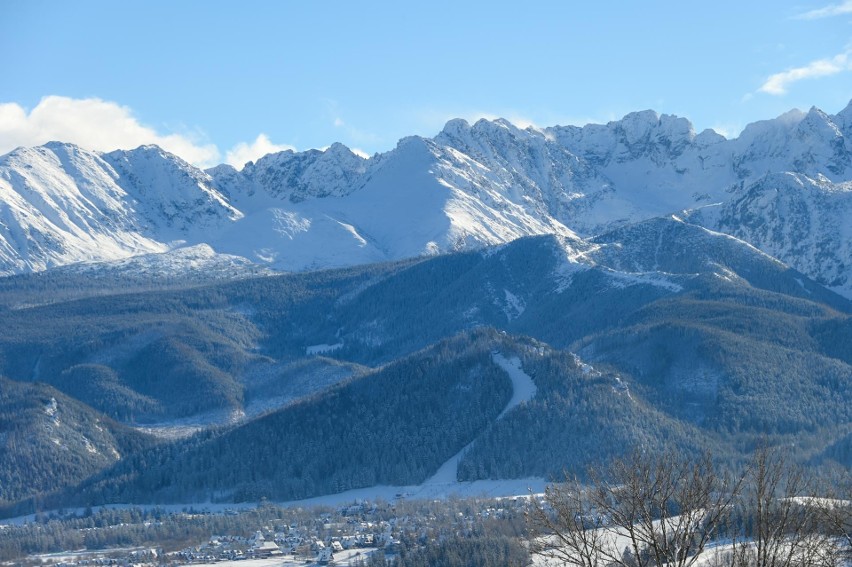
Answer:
[0, 220, 849, 515]
[0, 377, 154, 506]
[29, 331, 516, 508]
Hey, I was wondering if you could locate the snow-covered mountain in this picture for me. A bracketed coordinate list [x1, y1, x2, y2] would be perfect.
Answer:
[209, 142, 368, 209]
[102, 145, 242, 238]
[1, 101, 851, 295]
[0, 142, 240, 274]
[685, 172, 852, 297]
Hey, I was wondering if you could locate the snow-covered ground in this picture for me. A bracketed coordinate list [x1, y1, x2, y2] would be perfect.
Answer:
[187, 548, 382, 567]
[23, 547, 382, 567]
[306, 342, 344, 355]
[531, 515, 716, 567]
[280, 477, 549, 510]
[133, 408, 244, 440]
[24, 547, 159, 567]
[493, 353, 537, 418]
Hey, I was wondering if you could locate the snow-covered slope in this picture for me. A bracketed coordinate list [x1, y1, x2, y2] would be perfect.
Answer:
[102, 145, 242, 240]
[58, 243, 273, 283]
[0, 143, 167, 274]
[686, 172, 852, 298]
[210, 135, 579, 271]
[545, 111, 732, 233]
[1, 100, 851, 295]
[0, 143, 239, 275]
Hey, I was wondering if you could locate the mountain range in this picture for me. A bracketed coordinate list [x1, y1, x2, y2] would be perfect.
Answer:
[0, 102, 850, 516]
[1, 102, 851, 297]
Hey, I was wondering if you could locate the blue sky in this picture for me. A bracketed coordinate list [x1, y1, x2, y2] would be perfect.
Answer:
[1, 0, 851, 167]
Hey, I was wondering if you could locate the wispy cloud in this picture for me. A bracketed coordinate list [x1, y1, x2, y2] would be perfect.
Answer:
[794, 0, 852, 19]
[224, 134, 295, 169]
[331, 115, 380, 145]
[758, 48, 852, 95]
[0, 96, 220, 167]
[322, 98, 381, 147]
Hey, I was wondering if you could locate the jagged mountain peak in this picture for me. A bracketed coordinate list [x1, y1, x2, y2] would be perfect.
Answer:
[104, 143, 210, 177]
[437, 117, 547, 154]
[394, 134, 438, 152]
[441, 117, 472, 136]
[545, 109, 701, 167]
[102, 145, 242, 234]
[797, 106, 844, 140]
[326, 140, 363, 157]
[40, 140, 87, 154]
[0, 140, 243, 275]
[616, 109, 664, 140]
[834, 98, 852, 131]
[1, 140, 98, 164]
[737, 108, 806, 144]
[103, 143, 225, 189]
[694, 128, 727, 146]
[213, 141, 369, 207]
[205, 162, 237, 177]
[370, 134, 445, 170]
[472, 116, 529, 135]
[730, 104, 852, 182]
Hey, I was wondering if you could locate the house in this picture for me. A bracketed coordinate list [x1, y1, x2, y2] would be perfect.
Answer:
[317, 547, 334, 565]
[254, 539, 282, 558]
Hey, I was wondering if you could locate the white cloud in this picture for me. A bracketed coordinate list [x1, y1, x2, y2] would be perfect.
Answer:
[758, 49, 852, 95]
[795, 0, 852, 19]
[0, 96, 220, 167]
[224, 134, 295, 169]
[334, 118, 380, 145]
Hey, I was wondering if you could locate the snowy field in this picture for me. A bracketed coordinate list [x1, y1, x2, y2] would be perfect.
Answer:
[188, 548, 382, 567]
[24, 548, 383, 567]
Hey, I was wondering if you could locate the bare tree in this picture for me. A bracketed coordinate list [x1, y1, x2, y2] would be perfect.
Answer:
[816, 470, 852, 566]
[529, 451, 741, 567]
[728, 448, 840, 567]
[529, 480, 610, 567]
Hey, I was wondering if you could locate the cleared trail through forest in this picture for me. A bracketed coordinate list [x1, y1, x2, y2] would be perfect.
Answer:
[419, 352, 537, 486]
